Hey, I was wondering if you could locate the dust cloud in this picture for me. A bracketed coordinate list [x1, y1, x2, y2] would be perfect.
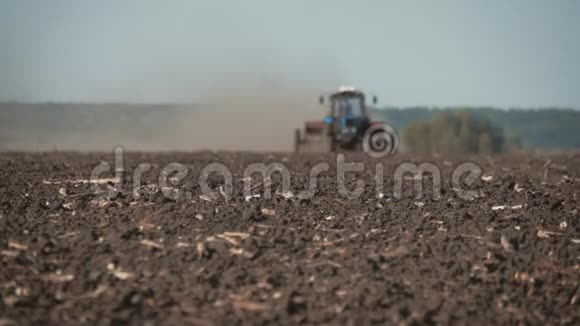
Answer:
[173, 78, 332, 152]
[0, 67, 342, 152]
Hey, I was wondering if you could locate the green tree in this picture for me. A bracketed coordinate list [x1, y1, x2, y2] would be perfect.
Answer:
[403, 111, 505, 154]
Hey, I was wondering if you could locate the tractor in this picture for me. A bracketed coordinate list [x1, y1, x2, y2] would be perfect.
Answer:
[294, 86, 379, 153]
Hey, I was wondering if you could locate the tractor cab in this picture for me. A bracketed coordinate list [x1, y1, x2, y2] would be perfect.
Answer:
[331, 91, 365, 119]
[321, 86, 376, 148]
[294, 86, 379, 153]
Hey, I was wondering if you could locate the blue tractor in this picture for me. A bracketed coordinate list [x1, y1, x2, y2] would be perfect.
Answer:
[294, 86, 378, 153]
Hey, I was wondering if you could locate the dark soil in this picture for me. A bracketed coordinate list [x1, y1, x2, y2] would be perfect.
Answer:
[0, 152, 579, 325]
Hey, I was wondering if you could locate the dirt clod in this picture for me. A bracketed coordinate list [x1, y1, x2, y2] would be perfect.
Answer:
[0, 152, 579, 324]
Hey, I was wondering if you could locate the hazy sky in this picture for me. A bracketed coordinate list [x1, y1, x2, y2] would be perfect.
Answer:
[0, 0, 579, 107]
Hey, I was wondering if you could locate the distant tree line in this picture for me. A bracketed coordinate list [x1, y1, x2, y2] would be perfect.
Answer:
[402, 110, 505, 154]
[371, 107, 580, 152]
